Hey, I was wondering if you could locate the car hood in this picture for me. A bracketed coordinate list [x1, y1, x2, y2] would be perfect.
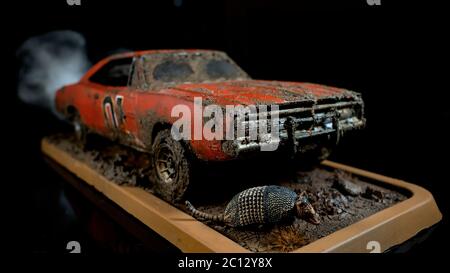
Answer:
[162, 80, 361, 106]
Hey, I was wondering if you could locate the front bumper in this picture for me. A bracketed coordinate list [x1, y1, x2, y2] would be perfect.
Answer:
[222, 101, 366, 156]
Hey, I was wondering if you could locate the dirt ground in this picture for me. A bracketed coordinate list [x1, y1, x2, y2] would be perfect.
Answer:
[46, 134, 407, 252]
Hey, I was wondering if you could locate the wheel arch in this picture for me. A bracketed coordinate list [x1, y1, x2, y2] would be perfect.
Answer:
[65, 105, 78, 121]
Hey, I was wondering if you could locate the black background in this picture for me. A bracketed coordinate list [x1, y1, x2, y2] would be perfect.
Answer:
[3, 0, 449, 258]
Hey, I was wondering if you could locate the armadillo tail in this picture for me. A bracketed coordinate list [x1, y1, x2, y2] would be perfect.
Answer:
[185, 200, 224, 223]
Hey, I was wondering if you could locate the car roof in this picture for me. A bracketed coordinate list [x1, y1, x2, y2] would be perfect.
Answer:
[82, 49, 228, 82]
[107, 49, 225, 60]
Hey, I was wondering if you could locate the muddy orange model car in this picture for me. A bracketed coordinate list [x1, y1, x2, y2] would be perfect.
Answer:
[55, 49, 365, 202]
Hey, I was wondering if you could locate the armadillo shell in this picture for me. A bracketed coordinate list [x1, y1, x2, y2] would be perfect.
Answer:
[224, 185, 297, 227]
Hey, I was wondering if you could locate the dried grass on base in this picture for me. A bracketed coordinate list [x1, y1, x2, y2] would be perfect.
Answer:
[262, 224, 307, 252]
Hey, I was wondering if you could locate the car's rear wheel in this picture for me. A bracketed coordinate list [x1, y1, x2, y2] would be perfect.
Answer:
[150, 129, 190, 203]
[70, 111, 87, 147]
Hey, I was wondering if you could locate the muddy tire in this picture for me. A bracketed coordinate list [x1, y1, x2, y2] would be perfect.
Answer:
[292, 143, 333, 170]
[304, 146, 332, 164]
[150, 129, 190, 203]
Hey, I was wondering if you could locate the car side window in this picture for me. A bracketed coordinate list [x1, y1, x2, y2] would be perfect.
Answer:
[90, 57, 133, 87]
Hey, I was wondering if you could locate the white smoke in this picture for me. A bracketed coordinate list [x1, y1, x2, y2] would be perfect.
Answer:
[17, 30, 91, 115]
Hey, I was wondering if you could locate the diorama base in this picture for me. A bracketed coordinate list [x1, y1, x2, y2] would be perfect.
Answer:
[41, 137, 442, 253]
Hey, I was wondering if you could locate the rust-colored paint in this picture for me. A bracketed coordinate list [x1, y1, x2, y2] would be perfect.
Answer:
[55, 49, 364, 161]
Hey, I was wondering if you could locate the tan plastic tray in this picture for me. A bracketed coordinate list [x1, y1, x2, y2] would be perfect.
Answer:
[41, 138, 442, 253]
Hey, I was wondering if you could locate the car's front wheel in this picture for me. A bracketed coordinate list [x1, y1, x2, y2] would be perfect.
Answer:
[291, 135, 335, 170]
[150, 129, 190, 203]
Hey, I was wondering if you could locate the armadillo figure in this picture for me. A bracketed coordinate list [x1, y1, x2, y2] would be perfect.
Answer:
[185, 185, 321, 227]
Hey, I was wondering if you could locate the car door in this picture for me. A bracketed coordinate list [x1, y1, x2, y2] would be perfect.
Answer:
[86, 56, 138, 144]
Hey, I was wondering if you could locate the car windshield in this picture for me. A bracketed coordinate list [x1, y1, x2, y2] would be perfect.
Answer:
[140, 51, 250, 89]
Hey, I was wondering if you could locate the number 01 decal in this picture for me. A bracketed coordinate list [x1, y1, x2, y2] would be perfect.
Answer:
[103, 95, 125, 129]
